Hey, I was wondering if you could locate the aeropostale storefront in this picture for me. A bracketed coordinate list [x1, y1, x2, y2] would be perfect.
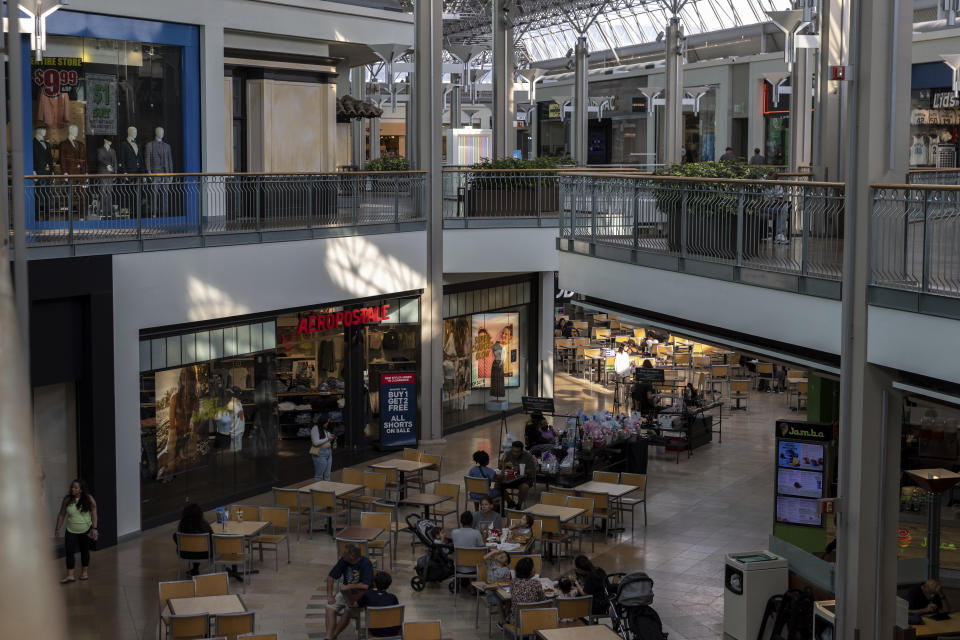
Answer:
[136, 293, 421, 528]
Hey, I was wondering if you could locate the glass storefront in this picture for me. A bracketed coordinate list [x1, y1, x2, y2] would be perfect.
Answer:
[441, 279, 535, 432]
[138, 295, 421, 527]
[909, 88, 959, 168]
[763, 80, 790, 166]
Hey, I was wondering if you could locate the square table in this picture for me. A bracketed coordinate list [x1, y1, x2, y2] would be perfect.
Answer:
[215, 520, 270, 537]
[495, 577, 557, 602]
[337, 526, 384, 542]
[537, 625, 622, 640]
[573, 481, 636, 498]
[298, 480, 363, 497]
[168, 594, 246, 616]
[370, 459, 434, 498]
[523, 503, 584, 524]
[912, 612, 960, 638]
[401, 493, 451, 520]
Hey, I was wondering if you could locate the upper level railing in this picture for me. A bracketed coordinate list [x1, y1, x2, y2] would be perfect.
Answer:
[13, 171, 426, 255]
[558, 172, 846, 296]
[907, 169, 960, 185]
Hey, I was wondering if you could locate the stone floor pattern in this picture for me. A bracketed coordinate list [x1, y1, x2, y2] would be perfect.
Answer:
[58, 374, 800, 639]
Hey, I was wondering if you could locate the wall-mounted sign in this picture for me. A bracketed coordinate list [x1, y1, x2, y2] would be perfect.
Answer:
[296, 304, 391, 335]
[380, 372, 417, 447]
[86, 73, 118, 135]
[32, 57, 82, 97]
[548, 103, 562, 119]
[933, 91, 960, 109]
[775, 420, 834, 442]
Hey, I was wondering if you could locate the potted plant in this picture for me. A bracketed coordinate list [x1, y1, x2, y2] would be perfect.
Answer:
[651, 161, 779, 259]
[465, 156, 565, 217]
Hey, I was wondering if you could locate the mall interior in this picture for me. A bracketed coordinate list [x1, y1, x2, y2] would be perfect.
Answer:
[2, 0, 960, 638]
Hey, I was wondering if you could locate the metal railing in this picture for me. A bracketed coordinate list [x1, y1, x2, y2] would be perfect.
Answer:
[907, 169, 960, 185]
[442, 168, 563, 220]
[559, 173, 846, 282]
[15, 171, 426, 249]
[872, 184, 960, 297]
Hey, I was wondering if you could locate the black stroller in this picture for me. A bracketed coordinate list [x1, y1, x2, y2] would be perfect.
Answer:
[406, 514, 455, 592]
[607, 571, 668, 640]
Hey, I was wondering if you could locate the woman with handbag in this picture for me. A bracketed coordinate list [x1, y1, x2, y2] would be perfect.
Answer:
[310, 418, 335, 481]
[54, 479, 98, 583]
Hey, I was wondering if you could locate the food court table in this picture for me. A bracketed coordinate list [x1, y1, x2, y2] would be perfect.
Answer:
[537, 625, 622, 640]
[216, 520, 270, 537]
[523, 503, 584, 524]
[298, 480, 363, 497]
[337, 526, 384, 542]
[370, 459, 434, 498]
[495, 577, 557, 602]
[400, 493, 451, 520]
[912, 613, 960, 638]
[572, 481, 635, 498]
[168, 594, 247, 616]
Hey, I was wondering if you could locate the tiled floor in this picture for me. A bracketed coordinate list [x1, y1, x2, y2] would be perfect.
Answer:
[59, 373, 801, 640]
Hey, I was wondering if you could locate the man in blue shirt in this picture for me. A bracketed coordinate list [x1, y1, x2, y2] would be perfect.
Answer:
[358, 571, 401, 637]
[326, 543, 374, 640]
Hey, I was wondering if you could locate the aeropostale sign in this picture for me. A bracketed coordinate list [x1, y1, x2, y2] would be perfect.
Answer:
[296, 304, 390, 335]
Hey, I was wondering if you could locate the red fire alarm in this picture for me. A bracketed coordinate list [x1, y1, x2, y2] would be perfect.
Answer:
[819, 498, 837, 514]
[830, 65, 846, 81]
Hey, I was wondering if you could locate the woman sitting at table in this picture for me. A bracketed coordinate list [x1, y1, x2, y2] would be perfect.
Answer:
[467, 450, 501, 504]
[573, 555, 610, 616]
[173, 503, 213, 577]
[474, 496, 504, 534]
[511, 557, 545, 605]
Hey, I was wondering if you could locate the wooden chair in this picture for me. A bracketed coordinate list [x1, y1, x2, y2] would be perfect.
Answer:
[540, 492, 567, 507]
[273, 487, 308, 540]
[730, 379, 750, 410]
[508, 554, 543, 576]
[212, 534, 250, 592]
[550, 487, 574, 498]
[505, 508, 525, 525]
[403, 620, 442, 640]
[251, 506, 290, 571]
[674, 352, 692, 368]
[174, 532, 211, 578]
[582, 492, 616, 534]
[335, 538, 370, 558]
[791, 381, 809, 411]
[308, 489, 345, 539]
[464, 475, 493, 511]
[618, 473, 648, 532]
[363, 471, 389, 505]
[504, 604, 557, 640]
[756, 362, 774, 390]
[592, 471, 620, 483]
[373, 501, 409, 560]
[581, 348, 602, 380]
[365, 604, 404, 639]
[472, 564, 500, 636]
[520, 608, 559, 639]
[402, 449, 425, 491]
[158, 579, 195, 640]
[556, 595, 593, 627]
[168, 613, 209, 639]
[403, 448, 422, 462]
[452, 547, 487, 605]
[432, 482, 460, 528]
[342, 468, 377, 518]
[563, 496, 596, 552]
[229, 505, 259, 522]
[361, 511, 393, 569]
[193, 572, 229, 597]
[692, 355, 711, 372]
[215, 611, 255, 640]
[539, 515, 573, 563]
[420, 453, 443, 489]
[708, 365, 729, 400]
[380, 467, 402, 504]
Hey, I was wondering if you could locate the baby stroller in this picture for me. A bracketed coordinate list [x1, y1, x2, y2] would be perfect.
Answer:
[607, 571, 667, 640]
[406, 514, 455, 592]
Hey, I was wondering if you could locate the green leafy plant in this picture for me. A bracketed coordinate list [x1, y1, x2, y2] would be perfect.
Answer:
[654, 159, 778, 180]
[363, 157, 411, 171]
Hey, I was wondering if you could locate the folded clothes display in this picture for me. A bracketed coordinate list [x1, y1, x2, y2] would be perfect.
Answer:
[278, 401, 297, 411]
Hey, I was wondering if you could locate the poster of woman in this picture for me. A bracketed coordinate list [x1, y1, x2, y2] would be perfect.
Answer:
[156, 364, 210, 478]
[471, 313, 520, 388]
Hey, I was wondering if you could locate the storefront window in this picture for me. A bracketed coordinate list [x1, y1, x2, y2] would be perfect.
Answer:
[682, 89, 717, 162]
[909, 89, 959, 168]
[765, 116, 789, 167]
[31, 37, 183, 178]
[139, 296, 420, 526]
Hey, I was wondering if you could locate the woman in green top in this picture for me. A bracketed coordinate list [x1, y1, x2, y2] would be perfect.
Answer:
[54, 479, 98, 583]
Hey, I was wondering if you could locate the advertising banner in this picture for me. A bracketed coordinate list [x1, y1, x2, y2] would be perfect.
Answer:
[380, 372, 417, 447]
[86, 73, 117, 135]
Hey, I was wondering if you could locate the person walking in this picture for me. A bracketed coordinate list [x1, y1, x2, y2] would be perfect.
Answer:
[749, 148, 767, 165]
[54, 479, 98, 583]
[310, 417, 334, 481]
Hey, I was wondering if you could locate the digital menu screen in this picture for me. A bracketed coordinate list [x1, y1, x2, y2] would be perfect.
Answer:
[776, 496, 823, 526]
[777, 467, 824, 499]
[778, 441, 825, 471]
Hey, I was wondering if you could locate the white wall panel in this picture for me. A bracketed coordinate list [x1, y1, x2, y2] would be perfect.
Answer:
[443, 228, 559, 274]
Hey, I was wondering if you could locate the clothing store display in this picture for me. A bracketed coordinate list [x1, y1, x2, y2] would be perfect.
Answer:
[119, 139, 143, 173]
[34, 138, 54, 175]
[369, 330, 384, 350]
[145, 139, 173, 173]
[318, 340, 336, 372]
[59, 139, 87, 174]
[96, 145, 117, 174]
[490, 360, 505, 397]
[383, 330, 400, 351]
[36, 93, 71, 129]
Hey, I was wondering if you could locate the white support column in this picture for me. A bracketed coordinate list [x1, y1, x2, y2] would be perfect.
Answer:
[790, 49, 814, 171]
[201, 22, 227, 173]
[492, 0, 515, 158]
[573, 37, 588, 166]
[351, 67, 367, 168]
[662, 18, 683, 166]
[369, 117, 381, 160]
[450, 85, 462, 129]
[814, 0, 845, 181]
[538, 271, 555, 398]
[415, 0, 443, 442]
[835, 0, 911, 631]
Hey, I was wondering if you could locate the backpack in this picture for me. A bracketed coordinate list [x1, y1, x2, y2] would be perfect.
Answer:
[757, 588, 815, 640]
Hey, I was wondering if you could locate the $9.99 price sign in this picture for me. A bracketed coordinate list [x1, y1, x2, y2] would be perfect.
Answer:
[379, 373, 417, 448]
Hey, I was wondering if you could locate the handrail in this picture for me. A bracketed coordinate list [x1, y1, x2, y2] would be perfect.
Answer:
[907, 168, 960, 174]
[0, 250, 68, 638]
[872, 182, 960, 190]
[26, 170, 427, 180]
[558, 172, 844, 188]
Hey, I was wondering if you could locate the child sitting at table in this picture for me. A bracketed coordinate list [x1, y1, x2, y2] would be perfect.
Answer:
[556, 577, 583, 623]
[511, 514, 535, 536]
[357, 571, 401, 637]
[484, 550, 512, 627]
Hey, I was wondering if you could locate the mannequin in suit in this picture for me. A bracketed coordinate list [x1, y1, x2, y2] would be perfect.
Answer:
[144, 127, 173, 173]
[33, 127, 53, 175]
[118, 126, 142, 173]
[59, 125, 87, 175]
[96, 139, 117, 217]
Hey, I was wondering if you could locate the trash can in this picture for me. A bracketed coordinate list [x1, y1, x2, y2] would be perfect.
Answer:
[723, 551, 788, 640]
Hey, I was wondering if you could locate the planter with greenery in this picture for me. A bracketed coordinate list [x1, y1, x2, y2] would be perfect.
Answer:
[363, 157, 411, 172]
[651, 161, 780, 259]
[464, 156, 570, 216]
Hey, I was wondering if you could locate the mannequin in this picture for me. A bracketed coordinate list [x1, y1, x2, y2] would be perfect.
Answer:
[145, 126, 173, 173]
[96, 138, 117, 217]
[490, 340, 505, 399]
[118, 126, 143, 173]
[59, 125, 87, 175]
[33, 127, 53, 175]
